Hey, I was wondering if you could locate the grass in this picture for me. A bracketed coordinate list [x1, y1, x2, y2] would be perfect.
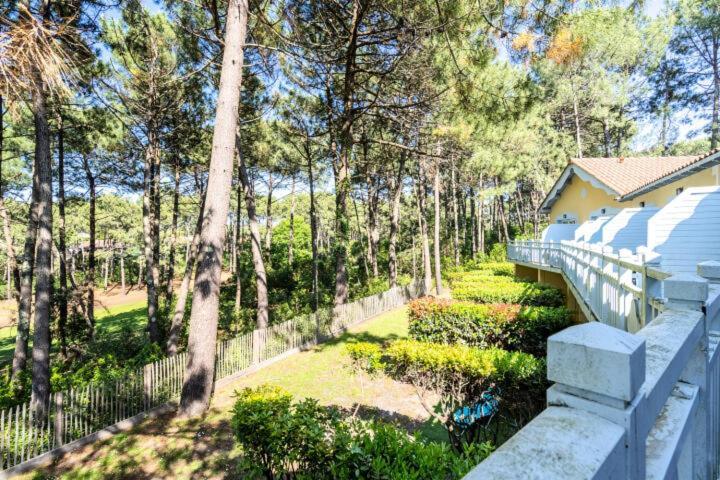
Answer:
[0, 300, 147, 367]
[19, 306, 447, 479]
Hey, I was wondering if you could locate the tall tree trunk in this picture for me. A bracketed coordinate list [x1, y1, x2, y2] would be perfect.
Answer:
[165, 157, 181, 301]
[364, 160, 379, 277]
[30, 78, 53, 418]
[179, 0, 248, 417]
[411, 235, 417, 279]
[0, 96, 19, 305]
[572, 89, 582, 158]
[234, 181, 242, 320]
[388, 153, 405, 288]
[82, 156, 96, 336]
[469, 187, 477, 259]
[602, 118, 611, 158]
[120, 246, 126, 293]
[498, 192, 510, 243]
[460, 191, 467, 254]
[478, 183, 485, 254]
[288, 175, 295, 267]
[333, 0, 364, 307]
[166, 192, 205, 356]
[151, 146, 161, 303]
[263, 171, 273, 264]
[237, 134, 269, 329]
[433, 163, 442, 295]
[12, 160, 38, 380]
[103, 254, 109, 291]
[307, 141, 319, 311]
[57, 114, 68, 355]
[514, 188, 525, 234]
[143, 141, 160, 343]
[450, 164, 460, 266]
[352, 193, 369, 279]
[414, 167, 432, 293]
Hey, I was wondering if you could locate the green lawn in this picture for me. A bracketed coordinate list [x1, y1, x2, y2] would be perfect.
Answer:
[0, 300, 147, 367]
[20, 306, 447, 479]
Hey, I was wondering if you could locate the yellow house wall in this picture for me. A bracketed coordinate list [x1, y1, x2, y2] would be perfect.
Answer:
[549, 165, 720, 224]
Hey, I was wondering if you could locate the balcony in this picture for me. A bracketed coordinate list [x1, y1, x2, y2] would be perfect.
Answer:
[462, 241, 720, 479]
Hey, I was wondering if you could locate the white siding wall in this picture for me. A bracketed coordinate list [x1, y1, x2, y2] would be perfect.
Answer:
[541, 224, 578, 242]
[648, 186, 720, 274]
[601, 208, 659, 251]
[575, 215, 614, 244]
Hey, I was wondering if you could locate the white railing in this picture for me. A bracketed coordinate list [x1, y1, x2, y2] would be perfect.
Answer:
[466, 261, 720, 479]
[508, 239, 671, 333]
[0, 279, 427, 475]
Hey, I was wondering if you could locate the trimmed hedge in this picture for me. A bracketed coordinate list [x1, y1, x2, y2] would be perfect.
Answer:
[445, 262, 514, 282]
[381, 340, 547, 433]
[408, 297, 573, 357]
[450, 274, 564, 307]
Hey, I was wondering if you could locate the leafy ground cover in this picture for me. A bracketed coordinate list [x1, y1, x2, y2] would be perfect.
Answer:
[18, 306, 446, 479]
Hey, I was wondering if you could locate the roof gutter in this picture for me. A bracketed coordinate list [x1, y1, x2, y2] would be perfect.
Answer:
[620, 150, 720, 201]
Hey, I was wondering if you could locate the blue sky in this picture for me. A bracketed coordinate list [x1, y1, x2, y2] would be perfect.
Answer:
[104, 0, 702, 153]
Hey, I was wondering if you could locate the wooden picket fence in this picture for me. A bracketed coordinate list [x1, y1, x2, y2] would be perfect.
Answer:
[0, 279, 426, 472]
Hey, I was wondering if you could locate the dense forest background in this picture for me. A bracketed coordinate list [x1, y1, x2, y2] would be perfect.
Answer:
[0, 0, 717, 415]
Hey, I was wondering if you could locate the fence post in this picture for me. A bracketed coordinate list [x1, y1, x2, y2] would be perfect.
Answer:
[546, 322, 647, 479]
[143, 364, 152, 411]
[53, 392, 63, 447]
[666, 273, 710, 479]
[252, 329, 262, 365]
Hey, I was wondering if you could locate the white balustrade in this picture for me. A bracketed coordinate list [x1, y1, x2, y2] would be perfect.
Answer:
[508, 239, 652, 331]
[468, 253, 720, 479]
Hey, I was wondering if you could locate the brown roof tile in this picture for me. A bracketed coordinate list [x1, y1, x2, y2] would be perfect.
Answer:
[571, 152, 717, 196]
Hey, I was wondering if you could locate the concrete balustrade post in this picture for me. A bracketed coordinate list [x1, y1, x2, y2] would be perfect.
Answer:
[698, 260, 720, 334]
[698, 260, 720, 284]
[664, 273, 708, 312]
[665, 274, 711, 479]
[546, 322, 647, 479]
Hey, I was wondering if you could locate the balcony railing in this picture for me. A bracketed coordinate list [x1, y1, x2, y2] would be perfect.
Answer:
[463, 243, 720, 479]
[508, 239, 671, 333]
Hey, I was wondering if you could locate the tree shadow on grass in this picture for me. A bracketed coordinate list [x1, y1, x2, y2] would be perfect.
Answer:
[312, 331, 402, 353]
[338, 403, 447, 443]
[29, 410, 243, 480]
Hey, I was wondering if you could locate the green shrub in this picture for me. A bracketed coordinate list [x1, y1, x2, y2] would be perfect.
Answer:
[231, 385, 494, 479]
[450, 274, 564, 307]
[333, 421, 494, 480]
[346, 342, 384, 374]
[408, 298, 572, 357]
[445, 262, 514, 279]
[231, 385, 348, 479]
[488, 243, 507, 262]
[370, 340, 546, 447]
